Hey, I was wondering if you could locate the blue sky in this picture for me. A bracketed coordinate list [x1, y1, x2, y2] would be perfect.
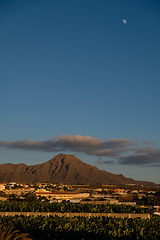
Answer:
[0, 0, 160, 184]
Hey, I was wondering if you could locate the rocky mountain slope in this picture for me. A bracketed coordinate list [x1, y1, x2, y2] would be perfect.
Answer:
[0, 154, 157, 186]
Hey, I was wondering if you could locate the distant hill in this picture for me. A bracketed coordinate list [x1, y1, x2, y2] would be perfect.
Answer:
[0, 154, 158, 186]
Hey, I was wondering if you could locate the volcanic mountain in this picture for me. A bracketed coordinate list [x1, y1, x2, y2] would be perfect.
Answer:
[0, 154, 157, 186]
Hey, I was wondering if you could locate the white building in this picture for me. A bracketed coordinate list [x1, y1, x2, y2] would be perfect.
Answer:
[0, 183, 5, 191]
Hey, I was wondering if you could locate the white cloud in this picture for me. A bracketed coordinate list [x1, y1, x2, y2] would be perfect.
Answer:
[0, 135, 159, 166]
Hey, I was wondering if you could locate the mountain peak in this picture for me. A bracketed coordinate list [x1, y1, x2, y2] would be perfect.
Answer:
[0, 154, 157, 186]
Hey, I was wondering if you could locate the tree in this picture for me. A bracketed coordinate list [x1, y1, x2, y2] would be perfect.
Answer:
[155, 190, 160, 198]
[25, 192, 37, 201]
[0, 225, 31, 240]
[0, 191, 5, 197]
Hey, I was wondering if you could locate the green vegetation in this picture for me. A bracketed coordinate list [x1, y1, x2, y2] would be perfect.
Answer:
[0, 201, 155, 239]
[25, 193, 37, 201]
[0, 224, 31, 240]
[0, 201, 147, 213]
[0, 215, 159, 240]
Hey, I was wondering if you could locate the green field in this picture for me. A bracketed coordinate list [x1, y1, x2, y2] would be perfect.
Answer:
[0, 201, 147, 213]
[0, 201, 159, 239]
[0, 215, 160, 240]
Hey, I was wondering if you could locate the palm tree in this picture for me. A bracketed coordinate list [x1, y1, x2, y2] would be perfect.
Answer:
[0, 224, 31, 240]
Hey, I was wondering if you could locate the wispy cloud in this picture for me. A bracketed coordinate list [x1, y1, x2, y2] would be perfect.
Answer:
[0, 135, 137, 155]
[0, 135, 159, 167]
[118, 149, 160, 166]
[142, 140, 155, 145]
[95, 159, 114, 164]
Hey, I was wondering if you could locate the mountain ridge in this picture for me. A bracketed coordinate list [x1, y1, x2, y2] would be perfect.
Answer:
[0, 154, 158, 186]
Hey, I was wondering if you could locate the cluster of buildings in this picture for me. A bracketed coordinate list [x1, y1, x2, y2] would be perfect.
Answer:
[0, 182, 159, 210]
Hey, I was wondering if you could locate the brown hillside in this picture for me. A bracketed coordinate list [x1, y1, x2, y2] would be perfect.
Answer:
[0, 154, 157, 186]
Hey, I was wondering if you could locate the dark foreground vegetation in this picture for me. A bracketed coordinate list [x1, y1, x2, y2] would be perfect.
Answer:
[0, 215, 160, 240]
[0, 201, 147, 213]
[0, 223, 31, 239]
[0, 201, 158, 239]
